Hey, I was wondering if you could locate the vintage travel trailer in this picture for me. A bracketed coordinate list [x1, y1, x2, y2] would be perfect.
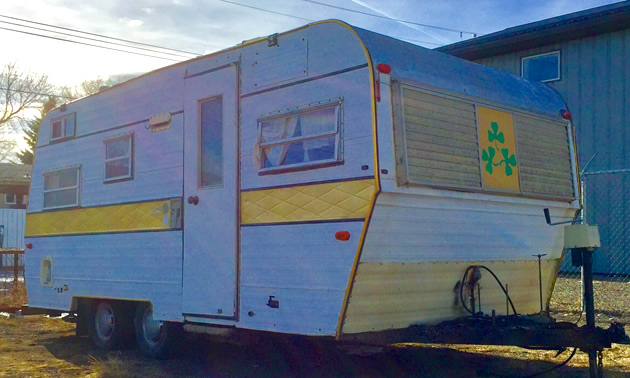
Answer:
[25, 20, 579, 356]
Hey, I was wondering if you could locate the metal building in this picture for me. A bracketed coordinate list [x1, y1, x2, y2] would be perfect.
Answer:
[438, 2, 630, 275]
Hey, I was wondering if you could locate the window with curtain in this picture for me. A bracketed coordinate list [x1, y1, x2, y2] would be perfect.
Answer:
[104, 134, 133, 182]
[258, 101, 342, 173]
[43, 167, 80, 209]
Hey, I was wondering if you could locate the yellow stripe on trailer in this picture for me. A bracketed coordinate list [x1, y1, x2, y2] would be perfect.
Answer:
[25, 199, 177, 237]
[240, 179, 375, 225]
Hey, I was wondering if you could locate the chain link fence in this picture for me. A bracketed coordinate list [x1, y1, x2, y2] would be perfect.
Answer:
[0, 250, 25, 311]
[551, 158, 630, 326]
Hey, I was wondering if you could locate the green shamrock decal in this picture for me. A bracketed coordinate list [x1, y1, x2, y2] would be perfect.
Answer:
[481, 146, 495, 174]
[488, 122, 505, 143]
[481, 122, 517, 176]
[501, 148, 517, 176]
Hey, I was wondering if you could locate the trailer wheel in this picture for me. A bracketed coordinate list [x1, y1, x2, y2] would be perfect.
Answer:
[89, 300, 134, 350]
[134, 302, 181, 359]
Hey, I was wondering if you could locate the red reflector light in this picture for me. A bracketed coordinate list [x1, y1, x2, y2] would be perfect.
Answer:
[335, 231, 351, 241]
[377, 63, 392, 74]
[25, 243, 33, 249]
[560, 109, 572, 120]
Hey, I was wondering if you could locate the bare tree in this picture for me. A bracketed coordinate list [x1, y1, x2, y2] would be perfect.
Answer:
[0, 63, 52, 161]
[59, 77, 114, 100]
[0, 62, 52, 128]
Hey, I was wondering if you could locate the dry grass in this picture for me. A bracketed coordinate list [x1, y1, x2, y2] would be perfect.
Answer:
[0, 316, 179, 377]
[550, 276, 630, 336]
[0, 275, 628, 377]
[0, 314, 628, 377]
[0, 281, 27, 309]
[0, 315, 88, 377]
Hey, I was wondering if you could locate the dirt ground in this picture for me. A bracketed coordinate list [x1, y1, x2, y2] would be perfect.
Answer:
[0, 313, 629, 378]
[0, 277, 629, 377]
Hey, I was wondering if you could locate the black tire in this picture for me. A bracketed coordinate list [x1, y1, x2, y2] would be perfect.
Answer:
[134, 302, 182, 359]
[89, 300, 134, 350]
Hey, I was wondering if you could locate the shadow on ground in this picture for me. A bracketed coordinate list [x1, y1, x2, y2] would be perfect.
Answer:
[39, 332, 594, 377]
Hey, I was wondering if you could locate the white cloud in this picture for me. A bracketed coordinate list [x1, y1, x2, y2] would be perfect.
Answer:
[127, 19, 144, 27]
[0, 0, 622, 89]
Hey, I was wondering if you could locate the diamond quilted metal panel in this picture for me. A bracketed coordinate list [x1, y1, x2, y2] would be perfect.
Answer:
[241, 179, 375, 225]
[25, 200, 173, 237]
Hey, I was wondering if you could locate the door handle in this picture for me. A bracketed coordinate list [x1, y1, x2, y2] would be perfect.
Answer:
[187, 196, 199, 205]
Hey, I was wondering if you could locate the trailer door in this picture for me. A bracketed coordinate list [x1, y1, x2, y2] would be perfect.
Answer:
[182, 65, 238, 319]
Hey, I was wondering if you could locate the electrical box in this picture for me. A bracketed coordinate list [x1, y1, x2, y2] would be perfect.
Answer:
[564, 224, 600, 250]
[149, 113, 172, 133]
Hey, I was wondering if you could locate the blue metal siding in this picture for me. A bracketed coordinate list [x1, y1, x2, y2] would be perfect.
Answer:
[473, 29, 630, 275]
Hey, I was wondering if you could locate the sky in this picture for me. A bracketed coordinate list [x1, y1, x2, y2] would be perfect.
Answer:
[1, 0, 623, 87]
[0, 0, 623, 151]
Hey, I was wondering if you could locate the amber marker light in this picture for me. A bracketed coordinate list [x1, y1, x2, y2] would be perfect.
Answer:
[377, 63, 392, 74]
[335, 231, 351, 241]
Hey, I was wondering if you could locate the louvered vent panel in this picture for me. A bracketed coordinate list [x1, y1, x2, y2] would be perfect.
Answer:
[514, 114, 574, 199]
[401, 89, 481, 189]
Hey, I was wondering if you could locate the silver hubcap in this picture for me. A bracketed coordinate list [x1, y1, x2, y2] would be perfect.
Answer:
[142, 305, 163, 345]
[95, 302, 115, 340]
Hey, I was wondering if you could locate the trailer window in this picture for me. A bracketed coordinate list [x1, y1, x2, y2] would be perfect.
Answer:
[104, 134, 133, 182]
[43, 167, 80, 209]
[50, 113, 76, 142]
[199, 97, 223, 187]
[258, 100, 342, 173]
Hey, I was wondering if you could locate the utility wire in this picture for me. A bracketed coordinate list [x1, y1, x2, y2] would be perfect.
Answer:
[217, 0, 315, 22]
[398, 37, 442, 46]
[218, 0, 444, 46]
[0, 26, 184, 62]
[0, 20, 195, 59]
[302, 0, 480, 35]
[0, 14, 200, 56]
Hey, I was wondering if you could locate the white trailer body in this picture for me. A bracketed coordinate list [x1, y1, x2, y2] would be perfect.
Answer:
[25, 21, 578, 340]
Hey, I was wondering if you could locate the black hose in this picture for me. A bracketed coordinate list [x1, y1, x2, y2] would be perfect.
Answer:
[459, 265, 518, 317]
[478, 265, 518, 316]
[522, 347, 577, 378]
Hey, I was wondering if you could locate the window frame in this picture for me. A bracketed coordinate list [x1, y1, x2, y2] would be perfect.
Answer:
[257, 97, 344, 175]
[521, 51, 561, 83]
[4, 193, 16, 205]
[42, 166, 81, 210]
[50, 113, 76, 142]
[103, 133, 134, 183]
[198, 96, 224, 189]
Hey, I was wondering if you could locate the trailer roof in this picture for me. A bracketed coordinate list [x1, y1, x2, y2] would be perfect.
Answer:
[60, 20, 567, 121]
[352, 25, 567, 120]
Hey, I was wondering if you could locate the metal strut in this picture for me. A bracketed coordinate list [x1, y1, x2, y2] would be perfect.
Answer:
[581, 248, 600, 377]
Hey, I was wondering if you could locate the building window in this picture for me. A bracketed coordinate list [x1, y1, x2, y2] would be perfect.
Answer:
[521, 51, 560, 82]
[43, 167, 80, 209]
[199, 97, 223, 188]
[257, 98, 343, 173]
[104, 134, 133, 182]
[51, 113, 76, 141]
[4, 193, 16, 205]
